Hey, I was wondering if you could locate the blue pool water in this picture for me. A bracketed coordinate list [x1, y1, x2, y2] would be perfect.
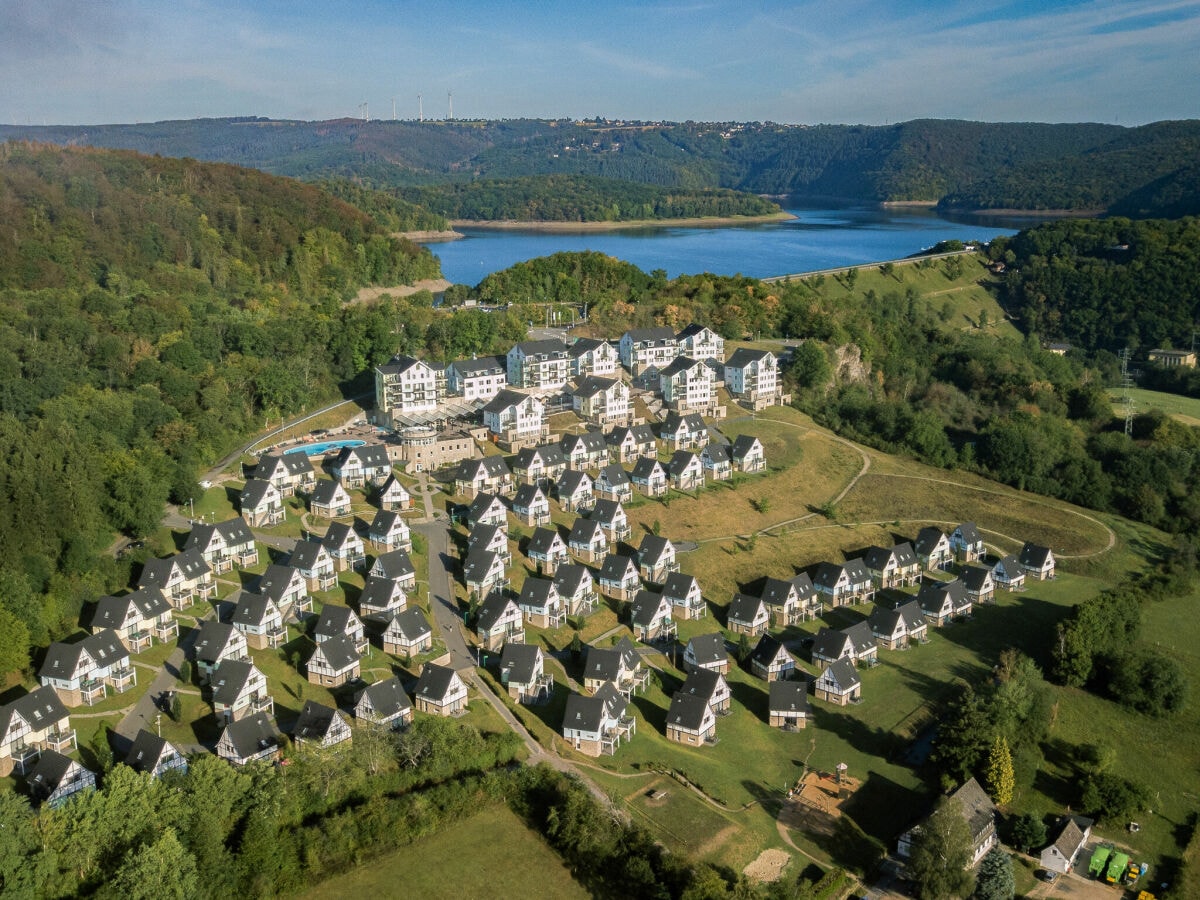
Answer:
[284, 439, 366, 456]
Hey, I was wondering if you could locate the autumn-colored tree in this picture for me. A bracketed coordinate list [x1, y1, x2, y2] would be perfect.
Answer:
[986, 734, 1015, 805]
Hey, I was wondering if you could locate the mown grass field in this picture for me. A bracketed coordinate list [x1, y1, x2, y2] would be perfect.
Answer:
[1110, 386, 1200, 427]
[302, 802, 589, 900]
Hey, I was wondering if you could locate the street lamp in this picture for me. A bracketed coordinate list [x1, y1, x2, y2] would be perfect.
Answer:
[188, 498, 194, 520]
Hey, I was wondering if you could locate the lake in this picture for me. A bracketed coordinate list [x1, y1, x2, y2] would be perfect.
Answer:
[426, 203, 1038, 286]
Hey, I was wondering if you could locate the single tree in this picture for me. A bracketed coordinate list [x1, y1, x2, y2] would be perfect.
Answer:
[169, 692, 182, 723]
[985, 735, 1015, 805]
[973, 845, 1015, 900]
[736, 634, 752, 663]
[1009, 812, 1046, 853]
[906, 797, 976, 900]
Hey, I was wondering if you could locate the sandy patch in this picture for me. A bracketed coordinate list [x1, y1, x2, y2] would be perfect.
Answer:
[743, 849, 791, 882]
[352, 279, 453, 303]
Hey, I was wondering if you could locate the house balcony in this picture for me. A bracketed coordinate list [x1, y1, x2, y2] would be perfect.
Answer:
[295, 595, 315, 615]
[195, 579, 217, 600]
[80, 679, 108, 706]
[314, 571, 338, 591]
[250, 694, 274, 716]
[12, 744, 40, 774]
[617, 668, 650, 697]
[569, 594, 598, 615]
[739, 459, 766, 473]
[44, 728, 77, 753]
[265, 507, 285, 525]
[127, 629, 154, 654]
[266, 624, 288, 648]
[154, 619, 180, 642]
[340, 474, 367, 489]
[109, 666, 138, 693]
[520, 673, 555, 704]
[209, 554, 234, 575]
[234, 547, 260, 567]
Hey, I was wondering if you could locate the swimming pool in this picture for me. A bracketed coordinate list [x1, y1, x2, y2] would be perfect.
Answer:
[283, 439, 366, 456]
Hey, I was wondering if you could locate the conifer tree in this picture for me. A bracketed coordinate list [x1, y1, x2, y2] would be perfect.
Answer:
[986, 734, 1015, 805]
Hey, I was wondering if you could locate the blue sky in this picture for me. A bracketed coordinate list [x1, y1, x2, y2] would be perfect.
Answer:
[2, 0, 1198, 126]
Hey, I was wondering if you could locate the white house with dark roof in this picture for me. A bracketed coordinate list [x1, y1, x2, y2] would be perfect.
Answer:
[463, 547, 508, 598]
[591, 498, 631, 542]
[553, 564, 598, 616]
[511, 443, 567, 486]
[868, 601, 928, 650]
[727, 593, 769, 636]
[527, 526, 569, 576]
[210, 658, 272, 722]
[500, 642, 554, 703]
[811, 623, 878, 668]
[1040, 816, 1093, 875]
[700, 443, 733, 481]
[511, 483, 551, 527]
[382, 607, 433, 658]
[815, 658, 861, 705]
[39, 629, 136, 707]
[863, 543, 921, 589]
[915, 526, 954, 571]
[661, 412, 708, 450]
[749, 634, 796, 682]
[677, 667, 731, 717]
[253, 452, 316, 497]
[483, 390, 547, 447]
[315, 604, 367, 654]
[676, 324, 724, 362]
[568, 337, 619, 378]
[629, 590, 675, 642]
[607, 424, 657, 463]
[125, 729, 188, 779]
[322, 520, 366, 571]
[375, 354, 442, 419]
[507, 339, 571, 392]
[897, 777, 997, 866]
[637, 534, 679, 584]
[293, 700, 352, 749]
[258, 563, 310, 615]
[475, 591, 525, 651]
[454, 456, 513, 498]
[631, 457, 669, 497]
[660, 356, 715, 412]
[354, 676, 413, 729]
[310, 479, 352, 519]
[467, 491, 508, 529]
[377, 474, 413, 511]
[620, 327, 679, 375]
[216, 711, 280, 766]
[185, 518, 259, 574]
[761, 574, 818, 627]
[666, 692, 717, 746]
[598, 553, 640, 602]
[991, 554, 1026, 591]
[468, 523, 511, 564]
[357, 575, 407, 619]
[290, 539, 338, 592]
[950, 522, 986, 562]
[0, 687, 75, 777]
[518, 577, 565, 628]
[413, 663, 469, 716]
[663, 572, 706, 619]
[554, 469, 595, 513]
[769, 681, 811, 729]
[571, 377, 631, 428]
[668, 449, 705, 491]
[594, 464, 634, 503]
[731, 435, 766, 473]
[89, 586, 176, 652]
[561, 431, 612, 470]
[568, 517, 609, 563]
[446, 355, 507, 403]
[231, 592, 286, 650]
[239, 477, 285, 527]
[724, 348, 780, 409]
[562, 686, 635, 756]
[582, 638, 647, 696]
[307, 634, 361, 688]
[192, 621, 249, 680]
[814, 560, 875, 607]
[330, 443, 392, 489]
[138, 549, 214, 608]
[367, 509, 412, 552]
[28, 750, 95, 808]
[683, 632, 729, 674]
[959, 565, 996, 604]
[917, 578, 968, 627]
[1019, 542, 1056, 580]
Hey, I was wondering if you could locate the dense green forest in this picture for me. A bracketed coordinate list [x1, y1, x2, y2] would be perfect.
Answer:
[0, 144, 531, 678]
[400, 174, 781, 221]
[315, 178, 450, 231]
[5, 116, 1199, 215]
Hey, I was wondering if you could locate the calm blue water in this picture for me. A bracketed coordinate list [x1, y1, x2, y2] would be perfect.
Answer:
[427, 203, 1036, 286]
[284, 439, 365, 456]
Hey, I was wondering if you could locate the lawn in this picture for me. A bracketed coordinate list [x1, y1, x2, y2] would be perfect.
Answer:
[302, 803, 588, 900]
[1110, 386, 1200, 427]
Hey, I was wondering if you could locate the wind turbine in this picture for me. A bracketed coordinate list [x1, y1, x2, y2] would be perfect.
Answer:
[447, 91, 453, 120]
[418, 93, 423, 122]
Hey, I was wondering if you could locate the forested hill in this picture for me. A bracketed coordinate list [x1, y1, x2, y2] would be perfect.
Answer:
[4, 116, 1199, 216]
[400, 175, 782, 221]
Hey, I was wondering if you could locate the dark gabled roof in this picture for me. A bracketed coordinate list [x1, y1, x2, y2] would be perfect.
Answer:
[456, 455, 511, 481]
[843, 559, 871, 583]
[594, 682, 627, 718]
[702, 443, 730, 464]
[896, 600, 927, 631]
[630, 590, 667, 627]
[372, 549, 415, 580]
[518, 577, 557, 609]
[463, 548, 502, 582]
[598, 553, 637, 582]
[500, 642, 542, 685]
[369, 509, 403, 535]
[449, 355, 505, 377]
[483, 388, 538, 414]
[322, 520, 361, 552]
[761, 577, 798, 607]
[843, 621, 876, 655]
[379, 474, 410, 498]
[139, 548, 211, 588]
[811, 626, 850, 661]
[660, 355, 703, 378]
[356, 676, 412, 718]
[28, 749, 84, 798]
[232, 592, 279, 629]
[193, 621, 240, 663]
[527, 527, 564, 556]
[553, 564, 593, 596]
[512, 483, 546, 509]
[387, 607, 431, 641]
[1048, 815, 1093, 858]
[476, 592, 518, 631]
[254, 452, 313, 479]
[615, 636, 640, 667]
[950, 777, 997, 840]
[1020, 542, 1053, 568]
[867, 605, 903, 636]
[596, 463, 631, 487]
[609, 424, 656, 446]
[863, 545, 898, 572]
[568, 516, 605, 545]
[583, 645, 623, 682]
[414, 662, 461, 702]
[590, 498, 626, 524]
[728, 592, 766, 624]
[638, 534, 674, 566]
[959, 564, 994, 592]
[311, 634, 360, 672]
[666, 692, 711, 731]
[678, 667, 724, 704]
[749, 633, 790, 668]
[359, 575, 405, 610]
[821, 657, 861, 690]
[289, 539, 330, 571]
[730, 434, 762, 460]
[676, 323, 716, 341]
[125, 729, 179, 774]
[953, 522, 983, 544]
[993, 553, 1023, 577]
[662, 571, 700, 601]
[662, 411, 705, 434]
[376, 353, 430, 375]
[91, 585, 171, 629]
[562, 692, 606, 733]
[571, 375, 620, 398]
[791, 572, 816, 599]
[468, 522, 505, 550]
[310, 479, 347, 507]
[631, 457, 665, 480]
[315, 604, 362, 639]
[555, 469, 592, 496]
[568, 337, 615, 358]
[813, 562, 847, 591]
[512, 338, 569, 358]
[624, 326, 677, 344]
[769, 680, 811, 714]
[914, 526, 948, 556]
[182, 523, 220, 555]
[561, 431, 610, 454]
[725, 347, 772, 368]
[687, 632, 728, 667]
[258, 564, 305, 605]
[239, 477, 277, 508]
[292, 700, 343, 740]
[467, 491, 504, 519]
[210, 659, 260, 706]
[84, 628, 128, 668]
[2, 687, 68, 738]
[221, 711, 279, 758]
[37, 640, 85, 681]
[217, 517, 256, 546]
[667, 450, 700, 476]
[917, 578, 965, 613]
